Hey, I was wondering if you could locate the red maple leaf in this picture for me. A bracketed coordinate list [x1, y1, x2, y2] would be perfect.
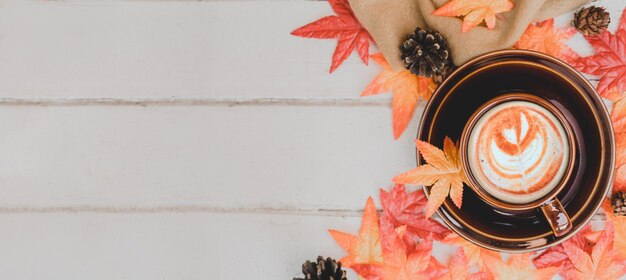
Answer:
[351, 214, 447, 280]
[291, 0, 372, 73]
[379, 184, 451, 243]
[572, 8, 626, 97]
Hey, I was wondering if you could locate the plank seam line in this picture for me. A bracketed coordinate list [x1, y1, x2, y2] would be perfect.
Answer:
[0, 98, 392, 107]
[0, 206, 367, 216]
[0, 206, 607, 220]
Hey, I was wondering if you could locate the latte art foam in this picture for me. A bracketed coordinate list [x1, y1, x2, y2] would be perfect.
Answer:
[467, 101, 569, 204]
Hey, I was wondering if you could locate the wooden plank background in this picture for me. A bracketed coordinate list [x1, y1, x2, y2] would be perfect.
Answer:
[0, 0, 623, 279]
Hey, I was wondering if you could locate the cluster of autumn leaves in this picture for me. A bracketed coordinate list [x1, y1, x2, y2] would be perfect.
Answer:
[332, 184, 626, 279]
[329, 184, 593, 280]
[293, 0, 626, 278]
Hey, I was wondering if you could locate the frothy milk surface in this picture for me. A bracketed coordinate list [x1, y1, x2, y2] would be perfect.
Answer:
[467, 101, 569, 204]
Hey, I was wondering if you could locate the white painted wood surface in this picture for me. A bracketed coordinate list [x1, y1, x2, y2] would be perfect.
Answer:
[0, 0, 622, 279]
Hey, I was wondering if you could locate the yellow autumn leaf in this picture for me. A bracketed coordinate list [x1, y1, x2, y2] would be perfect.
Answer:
[443, 233, 501, 273]
[432, 0, 514, 32]
[329, 197, 383, 267]
[393, 137, 466, 217]
[495, 253, 559, 280]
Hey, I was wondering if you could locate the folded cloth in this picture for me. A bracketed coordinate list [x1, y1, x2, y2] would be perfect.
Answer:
[348, 0, 590, 70]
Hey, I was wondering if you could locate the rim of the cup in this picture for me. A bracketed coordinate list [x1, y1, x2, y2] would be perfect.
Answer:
[458, 93, 577, 211]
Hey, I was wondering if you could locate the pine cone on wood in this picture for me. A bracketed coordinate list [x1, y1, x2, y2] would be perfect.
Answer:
[400, 27, 451, 78]
[612, 191, 626, 216]
[293, 256, 347, 280]
[573, 6, 610, 36]
[433, 63, 456, 85]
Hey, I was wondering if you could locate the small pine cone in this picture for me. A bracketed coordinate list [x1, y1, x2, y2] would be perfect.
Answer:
[400, 27, 450, 78]
[573, 6, 610, 36]
[293, 256, 347, 280]
[433, 63, 456, 85]
[612, 191, 626, 216]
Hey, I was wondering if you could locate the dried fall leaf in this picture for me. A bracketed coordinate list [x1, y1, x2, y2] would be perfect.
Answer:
[603, 199, 626, 262]
[291, 0, 372, 73]
[361, 53, 394, 97]
[424, 256, 450, 280]
[442, 233, 501, 273]
[353, 214, 446, 280]
[494, 253, 558, 280]
[561, 222, 626, 280]
[360, 53, 436, 139]
[389, 72, 435, 139]
[514, 19, 579, 64]
[613, 163, 626, 194]
[329, 197, 383, 268]
[610, 97, 626, 193]
[349, 263, 382, 280]
[603, 87, 624, 102]
[393, 137, 466, 217]
[532, 224, 595, 272]
[379, 184, 451, 242]
[432, 0, 514, 32]
[444, 248, 494, 280]
[572, 8, 626, 97]
[379, 216, 432, 280]
[612, 97, 626, 133]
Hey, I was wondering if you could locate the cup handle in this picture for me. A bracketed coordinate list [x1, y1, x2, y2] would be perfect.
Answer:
[540, 199, 572, 237]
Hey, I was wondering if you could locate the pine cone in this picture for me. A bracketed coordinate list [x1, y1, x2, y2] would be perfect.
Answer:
[433, 63, 456, 85]
[400, 27, 450, 78]
[573, 6, 610, 36]
[293, 256, 347, 280]
[612, 192, 626, 216]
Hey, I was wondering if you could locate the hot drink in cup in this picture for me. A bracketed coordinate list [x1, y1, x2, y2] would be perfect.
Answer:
[466, 101, 570, 204]
[460, 94, 576, 237]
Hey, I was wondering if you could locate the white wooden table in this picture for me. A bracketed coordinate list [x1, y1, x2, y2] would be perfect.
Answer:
[0, 0, 623, 279]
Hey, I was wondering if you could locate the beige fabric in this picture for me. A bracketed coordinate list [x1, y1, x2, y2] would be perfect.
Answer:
[349, 0, 590, 70]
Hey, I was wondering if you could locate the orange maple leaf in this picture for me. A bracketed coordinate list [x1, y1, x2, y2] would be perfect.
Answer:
[432, 0, 514, 32]
[612, 96, 626, 133]
[361, 53, 394, 97]
[611, 97, 626, 193]
[533, 224, 596, 272]
[561, 222, 626, 280]
[444, 248, 494, 280]
[360, 53, 436, 139]
[602, 199, 626, 262]
[494, 253, 558, 280]
[393, 137, 467, 218]
[329, 197, 383, 268]
[442, 233, 501, 273]
[514, 19, 579, 64]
